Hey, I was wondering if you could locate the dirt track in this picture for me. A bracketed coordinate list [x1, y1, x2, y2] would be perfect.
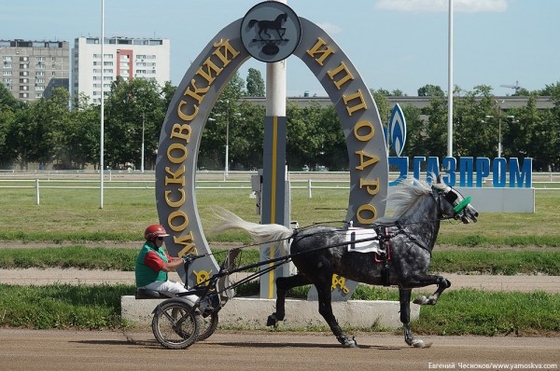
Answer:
[1, 329, 558, 371]
[1, 242, 559, 370]
[2, 268, 558, 370]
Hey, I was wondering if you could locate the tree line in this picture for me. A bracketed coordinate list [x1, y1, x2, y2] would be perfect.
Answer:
[1, 67, 559, 172]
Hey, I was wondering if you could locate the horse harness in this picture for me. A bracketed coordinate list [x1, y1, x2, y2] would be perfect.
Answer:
[369, 222, 433, 286]
[373, 225, 393, 286]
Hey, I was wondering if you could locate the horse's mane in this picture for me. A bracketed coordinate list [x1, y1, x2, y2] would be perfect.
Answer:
[376, 178, 446, 223]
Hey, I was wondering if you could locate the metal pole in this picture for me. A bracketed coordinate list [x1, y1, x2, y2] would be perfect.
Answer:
[141, 112, 145, 173]
[260, 0, 288, 299]
[447, 0, 454, 158]
[225, 114, 229, 179]
[498, 116, 502, 158]
[35, 179, 40, 206]
[225, 100, 229, 179]
[99, 0, 105, 209]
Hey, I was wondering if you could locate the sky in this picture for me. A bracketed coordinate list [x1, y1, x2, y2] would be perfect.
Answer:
[1, 0, 558, 97]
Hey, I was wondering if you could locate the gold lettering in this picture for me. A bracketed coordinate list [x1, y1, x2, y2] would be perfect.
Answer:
[343, 89, 367, 116]
[353, 120, 374, 141]
[175, 231, 197, 257]
[167, 143, 187, 164]
[177, 99, 199, 122]
[196, 59, 222, 85]
[359, 178, 380, 196]
[170, 123, 192, 143]
[168, 210, 189, 231]
[355, 150, 379, 171]
[212, 39, 240, 67]
[164, 188, 186, 208]
[306, 37, 335, 66]
[164, 166, 186, 186]
[327, 62, 354, 90]
[184, 78, 210, 104]
[356, 204, 377, 224]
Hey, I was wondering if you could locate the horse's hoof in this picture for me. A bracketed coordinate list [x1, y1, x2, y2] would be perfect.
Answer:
[413, 296, 427, 305]
[340, 336, 357, 348]
[266, 314, 278, 327]
[411, 339, 432, 348]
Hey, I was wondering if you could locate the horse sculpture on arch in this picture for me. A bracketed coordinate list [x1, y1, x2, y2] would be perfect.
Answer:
[215, 177, 478, 348]
[248, 13, 288, 41]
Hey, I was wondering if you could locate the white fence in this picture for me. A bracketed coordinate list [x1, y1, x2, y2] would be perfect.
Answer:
[0, 170, 558, 206]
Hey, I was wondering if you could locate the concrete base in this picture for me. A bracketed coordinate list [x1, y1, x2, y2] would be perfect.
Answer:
[121, 296, 419, 330]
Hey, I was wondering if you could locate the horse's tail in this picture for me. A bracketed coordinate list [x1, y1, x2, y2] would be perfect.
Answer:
[248, 19, 259, 28]
[213, 208, 293, 254]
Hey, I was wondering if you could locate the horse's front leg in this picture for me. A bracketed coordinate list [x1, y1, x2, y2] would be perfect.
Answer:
[399, 288, 431, 348]
[412, 275, 451, 305]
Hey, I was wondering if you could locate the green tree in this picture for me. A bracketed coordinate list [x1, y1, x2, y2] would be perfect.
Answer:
[454, 85, 496, 157]
[503, 95, 535, 163]
[418, 84, 445, 97]
[11, 89, 71, 168]
[286, 102, 324, 170]
[419, 96, 448, 158]
[104, 77, 167, 170]
[161, 81, 177, 112]
[398, 105, 423, 158]
[246, 68, 265, 97]
[231, 101, 265, 170]
[371, 89, 390, 126]
[200, 72, 246, 170]
[318, 105, 347, 170]
[66, 92, 101, 169]
[0, 84, 24, 167]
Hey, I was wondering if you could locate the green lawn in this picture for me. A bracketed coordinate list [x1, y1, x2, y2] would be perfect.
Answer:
[1, 177, 559, 335]
[1, 182, 560, 247]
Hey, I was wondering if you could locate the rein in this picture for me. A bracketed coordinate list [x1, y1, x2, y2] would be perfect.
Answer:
[220, 187, 470, 258]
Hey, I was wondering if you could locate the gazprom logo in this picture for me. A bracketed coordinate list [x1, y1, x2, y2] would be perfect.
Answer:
[389, 103, 406, 157]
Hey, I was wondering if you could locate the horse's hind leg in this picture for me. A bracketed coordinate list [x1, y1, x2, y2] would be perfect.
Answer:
[266, 273, 310, 327]
[399, 288, 430, 348]
[315, 282, 357, 348]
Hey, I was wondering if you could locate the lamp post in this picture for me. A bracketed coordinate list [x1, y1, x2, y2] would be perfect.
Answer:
[485, 114, 516, 158]
[141, 111, 145, 173]
[225, 113, 229, 179]
[207, 116, 228, 180]
[210, 101, 241, 180]
[485, 114, 501, 158]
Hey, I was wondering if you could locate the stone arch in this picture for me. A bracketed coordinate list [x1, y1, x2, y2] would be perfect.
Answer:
[156, 18, 388, 287]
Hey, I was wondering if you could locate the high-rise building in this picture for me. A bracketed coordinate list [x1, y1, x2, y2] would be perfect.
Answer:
[0, 39, 70, 102]
[72, 36, 170, 105]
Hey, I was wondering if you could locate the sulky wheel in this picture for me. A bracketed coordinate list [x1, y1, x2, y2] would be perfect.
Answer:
[197, 312, 219, 341]
[151, 301, 200, 349]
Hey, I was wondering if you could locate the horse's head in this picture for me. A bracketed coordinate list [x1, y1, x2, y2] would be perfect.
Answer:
[432, 177, 479, 224]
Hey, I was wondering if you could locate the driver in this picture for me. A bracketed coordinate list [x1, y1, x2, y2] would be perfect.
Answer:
[135, 224, 190, 295]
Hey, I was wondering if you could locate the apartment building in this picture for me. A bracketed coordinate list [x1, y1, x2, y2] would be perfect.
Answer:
[0, 39, 70, 102]
[72, 36, 170, 105]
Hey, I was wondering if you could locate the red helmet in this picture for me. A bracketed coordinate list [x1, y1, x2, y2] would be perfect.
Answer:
[144, 224, 170, 241]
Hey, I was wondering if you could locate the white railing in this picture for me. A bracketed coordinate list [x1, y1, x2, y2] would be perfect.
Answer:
[0, 171, 559, 205]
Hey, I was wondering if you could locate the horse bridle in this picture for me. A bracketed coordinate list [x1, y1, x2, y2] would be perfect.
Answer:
[440, 186, 472, 218]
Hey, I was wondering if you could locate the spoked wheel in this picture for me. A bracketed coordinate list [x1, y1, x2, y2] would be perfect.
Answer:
[151, 301, 200, 349]
[197, 312, 219, 341]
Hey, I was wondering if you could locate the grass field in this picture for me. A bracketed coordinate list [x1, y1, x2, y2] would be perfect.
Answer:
[1, 174, 560, 247]
[1, 173, 559, 335]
